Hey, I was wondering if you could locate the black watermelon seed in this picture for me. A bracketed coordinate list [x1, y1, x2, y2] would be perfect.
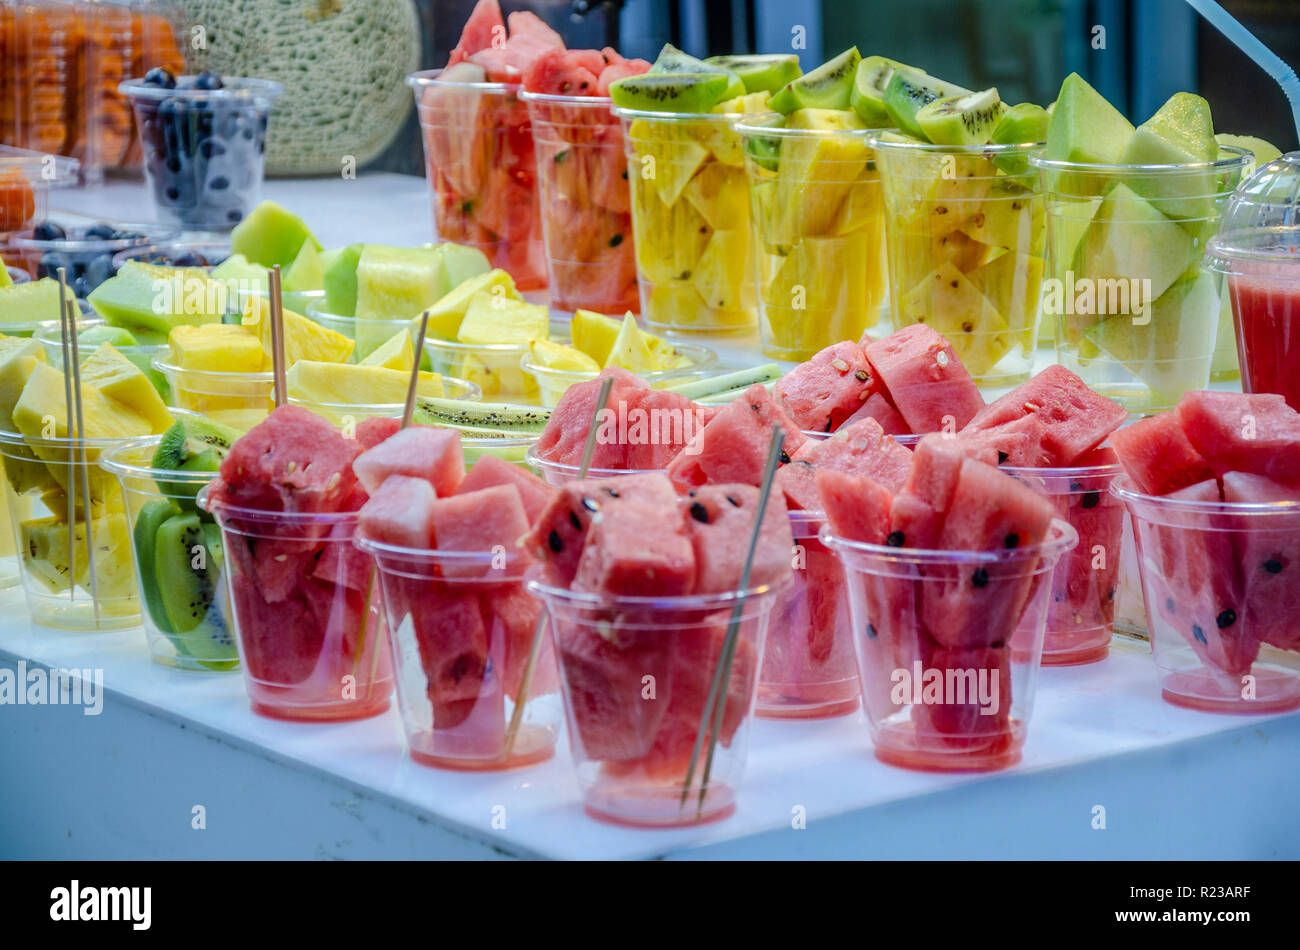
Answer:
[866, 623, 877, 640]
[547, 530, 563, 553]
[997, 451, 1008, 464]
[581, 497, 599, 512]
[886, 530, 904, 547]
[1081, 490, 1101, 509]
[689, 502, 709, 523]
[855, 370, 870, 382]
[1004, 533, 1019, 548]
[1069, 481, 1083, 492]
[1264, 558, 1284, 574]
[779, 451, 791, 464]
[608, 233, 623, 247]
[726, 494, 741, 507]
[605, 488, 620, 498]
[1192, 624, 1207, 644]
[1166, 597, 1176, 612]
[568, 511, 582, 531]
[824, 419, 833, 432]
[972, 567, 990, 588]
[1107, 587, 1116, 601]
[1216, 609, 1237, 629]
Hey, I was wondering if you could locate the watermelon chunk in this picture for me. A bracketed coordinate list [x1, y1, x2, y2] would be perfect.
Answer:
[840, 391, 910, 435]
[447, 0, 505, 67]
[573, 496, 696, 596]
[772, 340, 875, 434]
[1175, 390, 1300, 485]
[596, 58, 652, 96]
[358, 475, 436, 549]
[409, 582, 490, 729]
[534, 368, 647, 469]
[430, 484, 531, 576]
[667, 384, 807, 490]
[522, 47, 599, 96]
[622, 387, 710, 470]
[817, 469, 893, 545]
[1221, 472, 1300, 651]
[356, 416, 401, 451]
[958, 413, 1053, 467]
[911, 635, 1013, 753]
[456, 452, 553, 524]
[864, 324, 984, 434]
[681, 484, 792, 594]
[353, 425, 465, 496]
[964, 364, 1127, 466]
[1110, 412, 1214, 496]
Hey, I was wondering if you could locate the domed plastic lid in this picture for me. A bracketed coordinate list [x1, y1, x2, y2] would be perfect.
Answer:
[1206, 151, 1300, 275]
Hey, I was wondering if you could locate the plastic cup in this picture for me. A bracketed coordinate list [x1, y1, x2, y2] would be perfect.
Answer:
[0, 429, 144, 629]
[354, 539, 561, 770]
[121, 77, 282, 232]
[759, 511, 860, 718]
[36, 320, 170, 402]
[521, 93, 639, 315]
[1112, 476, 1300, 713]
[737, 116, 889, 360]
[198, 490, 393, 721]
[99, 437, 237, 671]
[0, 145, 78, 234]
[421, 335, 539, 404]
[616, 108, 757, 334]
[519, 340, 715, 408]
[305, 306, 423, 364]
[523, 446, 663, 487]
[1002, 459, 1125, 665]
[288, 375, 481, 428]
[7, 223, 176, 297]
[874, 134, 1046, 387]
[408, 69, 547, 291]
[1031, 147, 1250, 412]
[529, 580, 779, 827]
[464, 434, 538, 468]
[152, 356, 273, 431]
[823, 520, 1076, 772]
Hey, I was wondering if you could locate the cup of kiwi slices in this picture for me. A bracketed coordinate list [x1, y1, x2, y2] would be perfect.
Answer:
[100, 414, 241, 670]
[866, 64, 1050, 387]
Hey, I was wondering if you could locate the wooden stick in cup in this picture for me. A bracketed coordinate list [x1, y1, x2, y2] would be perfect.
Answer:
[267, 266, 287, 408]
[401, 310, 431, 429]
[55, 270, 78, 614]
[65, 289, 99, 626]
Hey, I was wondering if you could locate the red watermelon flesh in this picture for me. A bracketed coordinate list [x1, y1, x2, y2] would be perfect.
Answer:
[597, 59, 652, 96]
[448, 0, 505, 66]
[911, 635, 1014, 753]
[1110, 413, 1214, 496]
[311, 519, 377, 593]
[504, 32, 563, 75]
[358, 475, 436, 549]
[864, 324, 984, 434]
[409, 581, 491, 729]
[430, 484, 531, 578]
[1175, 390, 1300, 485]
[468, 47, 519, 83]
[522, 47, 598, 96]
[506, 10, 564, 47]
[573, 499, 696, 596]
[811, 418, 913, 493]
[817, 469, 893, 544]
[682, 483, 793, 594]
[904, 434, 969, 516]
[621, 387, 706, 470]
[456, 453, 553, 524]
[1047, 499, 1122, 647]
[964, 364, 1127, 466]
[356, 416, 401, 451]
[230, 576, 323, 685]
[534, 368, 647, 469]
[840, 391, 910, 436]
[667, 384, 807, 490]
[773, 340, 875, 434]
[243, 538, 319, 604]
[601, 46, 624, 65]
[1221, 471, 1300, 651]
[775, 457, 820, 511]
[958, 413, 1053, 467]
[566, 48, 608, 79]
[889, 493, 944, 550]
[490, 580, 553, 698]
[353, 425, 464, 496]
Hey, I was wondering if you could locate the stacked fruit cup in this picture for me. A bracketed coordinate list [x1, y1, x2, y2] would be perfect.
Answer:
[408, 69, 548, 291]
[824, 520, 1076, 772]
[1031, 148, 1251, 413]
[736, 115, 889, 361]
[521, 93, 640, 315]
[100, 437, 238, 671]
[615, 108, 758, 334]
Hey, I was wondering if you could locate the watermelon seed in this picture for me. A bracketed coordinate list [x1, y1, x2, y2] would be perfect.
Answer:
[1004, 533, 1019, 548]
[726, 495, 741, 507]
[604, 488, 620, 498]
[1264, 558, 1284, 574]
[1107, 587, 1116, 601]
[461, 200, 474, 214]
[885, 530, 904, 547]
[621, 170, 628, 180]
[609, 233, 624, 247]
[554, 150, 570, 163]
[996, 451, 1008, 464]
[1192, 624, 1207, 645]
[824, 419, 833, 432]
[866, 623, 877, 640]
[689, 502, 709, 523]
[971, 567, 989, 588]
[855, 370, 869, 382]
[581, 497, 599, 512]
[1216, 609, 1237, 629]
[547, 530, 563, 553]
[831, 358, 849, 372]
[1081, 490, 1100, 509]
[961, 321, 973, 333]
[568, 511, 582, 531]
[779, 451, 790, 464]
[1166, 597, 1176, 612]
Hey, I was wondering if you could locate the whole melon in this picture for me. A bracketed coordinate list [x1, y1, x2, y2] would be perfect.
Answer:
[181, 0, 421, 175]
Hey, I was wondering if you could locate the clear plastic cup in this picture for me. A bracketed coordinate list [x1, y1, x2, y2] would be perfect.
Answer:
[519, 340, 715, 408]
[759, 510, 860, 718]
[1031, 147, 1251, 412]
[305, 306, 422, 365]
[198, 490, 393, 721]
[523, 446, 662, 488]
[0, 145, 78, 235]
[522, 93, 639, 315]
[1002, 459, 1125, 665]
[354, 539, 561, 770]
[408, 69, 547, 291]
[874, 134, 1046, 387]
[0, 428, 144, 629]
[99, 437, 237, 671]
[152, 356, 273, 432]
[121, 77, 282, 232]
[529, 580, 780, 827]
[738, 116, 889, 361]
[36, 320, 170, 401]
[802, 429, 923, 448]
[823, 519, 1077, 772]
[288, 375, 481, 428]
[7, 223, 176, 297]
[1112, 476, 1300, 714]
[422, 335, 539, 404]
[1205, 151, 1300, 411]
[463, 434, 538, 468]
[616, 108, 757, 334]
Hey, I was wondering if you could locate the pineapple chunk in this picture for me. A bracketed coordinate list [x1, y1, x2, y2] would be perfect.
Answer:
[646, 337, 695, 370]
[14, 362, 152, 442]
[79, 343, 173, 434]
[456, 294, 549, 345]
[426, 268, 519, 339]
[0, 334, 46, 422]
[168, 324, 265, 373]
[529, 339, 600, 373]
[21, 510, 135, 602]
[358, 329, 414, 371]
[605, 314, 657, 373]
[286, 360, 444, 405]
[570, 309, 623, 366]
[242, 296, 354, 365]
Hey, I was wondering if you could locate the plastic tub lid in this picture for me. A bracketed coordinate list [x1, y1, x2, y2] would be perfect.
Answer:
[1206, 150, 1300, 274]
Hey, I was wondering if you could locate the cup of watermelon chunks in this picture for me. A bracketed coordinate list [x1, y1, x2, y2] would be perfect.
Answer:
[354, 420, 563, 770]
[1030, 75, 1251, 413]
[520, 48, 650, 315]
[1111, 390, 1300, 714]
[200, 407, 394, 722]
[408, 2, 586, 292]
[821, 433, 1077, 772]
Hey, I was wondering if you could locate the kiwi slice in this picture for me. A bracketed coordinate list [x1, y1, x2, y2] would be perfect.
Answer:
[916, 87, 1006, 146]
[740, 112, 784, 172]
[850, 55, 905, 126]
[649, 44, 745, 100]
[609, 72, 732, 113]
[154, 511, 235, 664]
[704, 54, 801, 95]
[768, 47, 861, 115]
[134, 498, 182, 637]
[882, 67, 971, 140]
[993, 102, 1050, 145]
[152, 415, 241, 504]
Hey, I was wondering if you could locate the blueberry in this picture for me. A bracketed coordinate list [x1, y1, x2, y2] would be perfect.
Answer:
[32, 221, 65, 242]
[84, 255, 114, 289]
[192, 71, 223, 91]
[70, 276, 90, 298]
[110, 230, 143, 242]
[172, 252, 209, 267]
[83, 223, 116, 241]
[227, 210, 243, 224]
[37, 252, 70, 278]
[143, 67, 176, 89]
[209, 176, 229, 191]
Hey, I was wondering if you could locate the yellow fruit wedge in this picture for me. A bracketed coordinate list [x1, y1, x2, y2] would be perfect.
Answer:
[14, 362, 152, 442]
[571, 309, 623, 366]
[168, 324, 265, 373]
[529, 339, 600, 373]
[426, 268, 519, 339]
[242, 296, 354, 365]
[0, 334, 46, 422]
[646, 337, 694, 370]
[457, 294, 549, 345]
[286, 360, 445, 405]
[21, 510, 135, 600]
[605, 314, 658, 373]
[358, 329, 414, 371]
[79, 343, 174, 434]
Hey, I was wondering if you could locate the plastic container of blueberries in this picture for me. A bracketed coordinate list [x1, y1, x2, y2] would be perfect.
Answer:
[8, 223, 177, 297]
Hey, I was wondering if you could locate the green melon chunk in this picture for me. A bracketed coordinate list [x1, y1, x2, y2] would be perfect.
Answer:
[282, 239, 325, 293]
[1045, 73, 1135, 166]
[354, 245, 448, 322]
[322, 244, 363, 316]
[438, 242, 491, 296]
[210, 253, 270, 296]
[1119, 92, 1218, 222]
[0, 278, 73, 326]
[88, 262, 227, 337]
[229, 200, 322, 269]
